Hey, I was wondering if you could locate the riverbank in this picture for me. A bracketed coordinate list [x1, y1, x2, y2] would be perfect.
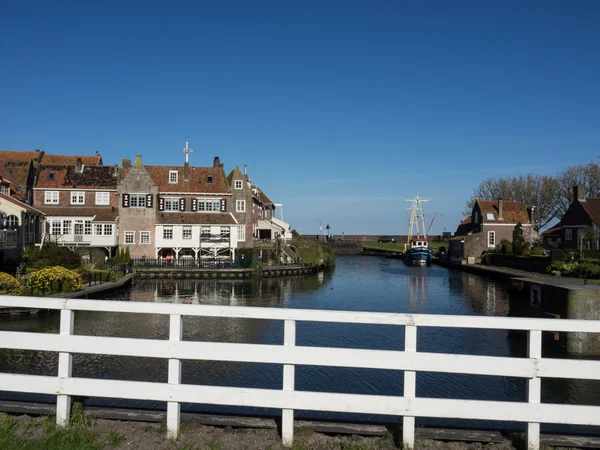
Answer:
[2, 411, 591, 450]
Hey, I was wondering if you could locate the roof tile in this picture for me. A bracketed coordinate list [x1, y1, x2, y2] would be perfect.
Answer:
[476, 200, 530, 224]
[146, 166, 228, 193]
[35, 206, 117, 221]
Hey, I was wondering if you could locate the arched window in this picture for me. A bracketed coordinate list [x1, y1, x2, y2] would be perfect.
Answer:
[6, 215, 18, 230]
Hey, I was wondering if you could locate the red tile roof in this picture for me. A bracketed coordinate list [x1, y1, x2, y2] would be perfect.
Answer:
[41, 153, 102, 165]
[36, 165, 117, 189]
[455, 216, 473, 235]
[156, 212, 238, 225]
[146, 166, 228, 194]
[35, 206, 118, 221]
[4, 161, 30, 189]
[0, 150, 43, 163]
[476, 200, 530, 224]
[581, 198, 600, 225]
[252, 186, 273, 205]
[0, 193, 44, 214]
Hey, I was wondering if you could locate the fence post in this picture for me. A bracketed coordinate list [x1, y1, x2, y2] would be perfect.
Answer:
[282, 319, 296, 447]
[527, 329, 542, 450]
[167, 314, 183, 439]
[403, 324, 417, 449]
[57, 308, 74, 427]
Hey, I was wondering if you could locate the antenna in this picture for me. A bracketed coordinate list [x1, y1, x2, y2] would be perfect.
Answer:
[183, 137, 194, 164]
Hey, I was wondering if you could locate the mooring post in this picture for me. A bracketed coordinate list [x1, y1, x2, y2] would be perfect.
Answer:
[167, 314, 183, 439]
[403, 324, 417, 449]
[57, 308, 74, 427]
[282, 319, 296, 447]
[527, 329, 542, 450]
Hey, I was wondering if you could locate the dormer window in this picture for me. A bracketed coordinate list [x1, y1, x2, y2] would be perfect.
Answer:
[235, 180, 242, 189]
[169, 171, 178, 184]
[207, 175, 213, 183]
[48, 173, 55, 180]
[486, 212, 495, 221]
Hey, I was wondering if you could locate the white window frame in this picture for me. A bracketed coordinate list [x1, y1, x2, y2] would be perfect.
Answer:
[220, 227, 230, 238]
[236, 200, 245, 212]
[565, 229, 572, 241]
[45, 191, 59, 204]
[70, 191, 85, 205]
[104, 224, 113, 236]
[201, 226, 211, 237]
[140, 231, 150, 244]
[237, 225, 246, 241]
[198, 199, 220, 212]
[486, 212, 495, 221]
[95, 192, 110, 205]
[94, 224, 103, 235]
[163, 226, 173, 239]
[235, 180, 242, 189]
[129, 194, 146, 208]
[62, 220, 72, 235]
[164, 198, 180, 211]
[169, 170, 178, 184]
[51, 220, 61, 235]
[182, 226, 192, 239]
[488, 231, 496, 248]
[124, 231, 135, 244]
[84, 220, 92, 235]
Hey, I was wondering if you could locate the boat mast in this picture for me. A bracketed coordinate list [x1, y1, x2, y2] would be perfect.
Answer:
[406, 195, 430, 244]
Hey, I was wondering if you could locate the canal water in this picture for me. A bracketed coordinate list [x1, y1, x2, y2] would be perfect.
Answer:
[1, 256, 599, 433]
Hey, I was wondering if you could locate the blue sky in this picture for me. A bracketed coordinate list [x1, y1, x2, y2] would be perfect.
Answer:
[1, 1, 599, 235]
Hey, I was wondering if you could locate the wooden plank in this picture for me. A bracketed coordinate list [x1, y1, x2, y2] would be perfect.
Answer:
[541, 434, 600, 449]
[0, 331, 541, 378]
[417, 428, 507, 443]
[295, 421, 388, 436]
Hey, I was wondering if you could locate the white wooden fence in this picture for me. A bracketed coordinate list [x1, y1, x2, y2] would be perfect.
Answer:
[1, 296, 600, 450]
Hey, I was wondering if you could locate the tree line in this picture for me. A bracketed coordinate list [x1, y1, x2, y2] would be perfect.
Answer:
[465, 160, 600, 231]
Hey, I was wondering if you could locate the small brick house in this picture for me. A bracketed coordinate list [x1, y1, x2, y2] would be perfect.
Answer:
[556, 185, 600, 249]
[449, 199, 534, 262]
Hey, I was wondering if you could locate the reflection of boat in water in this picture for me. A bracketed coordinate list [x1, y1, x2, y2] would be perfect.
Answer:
[403, 196, 432, 267]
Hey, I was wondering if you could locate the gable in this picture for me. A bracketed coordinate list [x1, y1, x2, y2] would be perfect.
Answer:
[561, 199, 593, 226]
[475, 200, 530, 224]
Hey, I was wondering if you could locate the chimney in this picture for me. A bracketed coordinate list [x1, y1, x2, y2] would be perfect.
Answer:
[574, 184, 585, 202]
[498, 198, 503, 219]
[213, 156, 220, 168]
[122, 158, 131, 170]
[184, 162, 189, 181]
[112, 165, 119, 178]
[244, 164, 247, 175]
[75, 157, 83, 173]
[134, 155, 142, 166]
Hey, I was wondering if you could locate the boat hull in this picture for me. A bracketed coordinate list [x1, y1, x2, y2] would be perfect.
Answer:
[403, 248, 432, 266]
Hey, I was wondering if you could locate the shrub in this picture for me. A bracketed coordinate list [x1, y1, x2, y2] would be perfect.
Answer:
[500, 239, 512, 255]
[0, 272, 21, 295]
[573, 262, 600, 278]
[530, 246, 544, 256]
[124, 247, 131, 264]
[37, 244, 81, 269]
[25, 266, 84, 294]
[512, 222, 526, 256]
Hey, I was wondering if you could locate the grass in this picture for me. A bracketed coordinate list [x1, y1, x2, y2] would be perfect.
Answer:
[0, 412, 102, 450]
[207, 441, 222, 450]
[340, 441, 377, 450]
[105, 430, 124, 446]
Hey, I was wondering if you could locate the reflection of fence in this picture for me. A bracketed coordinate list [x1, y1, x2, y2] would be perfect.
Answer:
[131, 258, 251, 269]
[0, 297, 599, 448]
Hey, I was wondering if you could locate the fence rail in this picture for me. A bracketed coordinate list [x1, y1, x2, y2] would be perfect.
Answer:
[0, 296, 599, 449]
[130, 258, 251, 269]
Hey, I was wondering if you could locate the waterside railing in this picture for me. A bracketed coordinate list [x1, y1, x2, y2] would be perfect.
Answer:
[0, 296, 599, 449]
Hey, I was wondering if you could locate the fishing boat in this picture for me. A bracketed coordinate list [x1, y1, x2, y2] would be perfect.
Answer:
[403, 196, 433, 266]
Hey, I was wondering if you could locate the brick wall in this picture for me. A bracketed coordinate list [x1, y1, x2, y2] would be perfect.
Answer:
[117, 162, 158, 258]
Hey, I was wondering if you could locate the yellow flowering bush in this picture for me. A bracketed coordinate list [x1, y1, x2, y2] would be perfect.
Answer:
[0, 272, 22, 295]
[25, 266, 84, 294]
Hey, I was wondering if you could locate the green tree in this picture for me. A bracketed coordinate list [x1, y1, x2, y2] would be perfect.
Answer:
[582, 225, 596, 250]
[512, 222, 526, 255]
[124, 247, 131, 263]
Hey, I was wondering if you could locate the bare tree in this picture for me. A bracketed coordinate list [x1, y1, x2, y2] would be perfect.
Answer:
[553, 161, 600, 218]
[465, 174, 558, 231]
